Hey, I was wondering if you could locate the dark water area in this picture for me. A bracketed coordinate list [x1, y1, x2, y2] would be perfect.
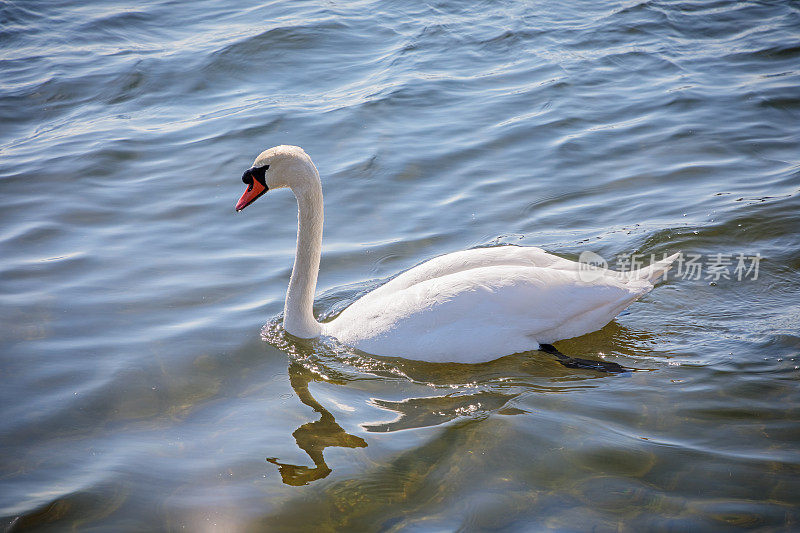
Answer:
[1, 0, 799, 530]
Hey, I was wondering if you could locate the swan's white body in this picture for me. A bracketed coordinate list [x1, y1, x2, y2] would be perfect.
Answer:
[240, 145, 678, 364]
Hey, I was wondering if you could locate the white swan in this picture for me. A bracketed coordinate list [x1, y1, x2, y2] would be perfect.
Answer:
[236, 145, 678, 364]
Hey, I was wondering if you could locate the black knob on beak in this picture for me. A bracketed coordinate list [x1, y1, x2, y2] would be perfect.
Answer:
[242, 169, 254, 186]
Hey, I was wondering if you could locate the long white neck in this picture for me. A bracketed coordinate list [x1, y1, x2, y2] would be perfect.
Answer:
[283, 169, 324, 338]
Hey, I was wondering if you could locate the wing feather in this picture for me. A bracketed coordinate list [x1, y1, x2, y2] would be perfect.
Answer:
[325, 263, 651, 362]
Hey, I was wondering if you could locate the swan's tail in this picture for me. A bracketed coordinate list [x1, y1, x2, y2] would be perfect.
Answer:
[630, 252, 681, 283]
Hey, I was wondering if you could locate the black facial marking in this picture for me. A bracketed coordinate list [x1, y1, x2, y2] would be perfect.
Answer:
[241, 164, 269, 190]
[252, 164, 268, 186]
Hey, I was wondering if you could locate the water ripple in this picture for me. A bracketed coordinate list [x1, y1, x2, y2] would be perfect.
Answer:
[2, 0, 799, 529]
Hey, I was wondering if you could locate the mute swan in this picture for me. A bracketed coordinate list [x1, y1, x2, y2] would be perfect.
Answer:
[236, 145, 678, 366]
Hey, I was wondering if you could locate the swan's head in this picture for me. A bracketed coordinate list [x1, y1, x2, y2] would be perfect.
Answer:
[235, 145, 318, 211]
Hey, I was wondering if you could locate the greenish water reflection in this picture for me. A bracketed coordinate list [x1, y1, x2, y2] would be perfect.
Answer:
[267, 362, 367, 486]
[264, 321, 640, 488]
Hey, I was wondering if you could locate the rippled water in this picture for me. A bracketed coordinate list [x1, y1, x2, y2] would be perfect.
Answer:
[2, 0, 799, 530]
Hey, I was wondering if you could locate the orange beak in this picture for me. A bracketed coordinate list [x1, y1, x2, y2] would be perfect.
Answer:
[236, 178, 267, 212]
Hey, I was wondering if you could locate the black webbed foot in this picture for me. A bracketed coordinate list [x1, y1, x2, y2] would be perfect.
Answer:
[539, 343, 627, 373]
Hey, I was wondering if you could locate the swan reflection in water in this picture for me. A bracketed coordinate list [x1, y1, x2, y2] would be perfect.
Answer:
[267, 361, 367, 486]
[266, 321, 656, 485]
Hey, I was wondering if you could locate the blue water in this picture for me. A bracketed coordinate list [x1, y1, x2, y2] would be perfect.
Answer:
[2, 0, 799, 530]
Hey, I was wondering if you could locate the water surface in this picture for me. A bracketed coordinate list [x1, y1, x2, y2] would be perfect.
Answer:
[1, 0, 799, 530]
